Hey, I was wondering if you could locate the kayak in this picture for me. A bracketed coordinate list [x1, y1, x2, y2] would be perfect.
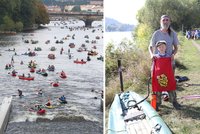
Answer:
[108, 91, 172, 134]
[37, 109, 46, 115]
[30, 68, 35, 73]
[60, 75, 67, 79]
[45, 105, 55, 109]
[60, 72, 67, 79]
[51, 82, 59, 87]
[11, 73, 17, 77]
[58, 99, 67, 104]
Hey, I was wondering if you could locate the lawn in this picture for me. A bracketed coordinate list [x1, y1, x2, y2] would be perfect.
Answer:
[158, 38, 200, 134]
[105, 37, 200, 134]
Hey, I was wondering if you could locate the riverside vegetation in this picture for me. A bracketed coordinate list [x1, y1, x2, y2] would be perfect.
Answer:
[0, 0, 49, 32]
[106, 0, 200, 133]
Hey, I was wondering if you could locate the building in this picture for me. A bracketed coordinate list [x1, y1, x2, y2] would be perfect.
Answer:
[45, 5, 62, 13]
[64, 5, 75, 12]
[80, 5, 103, 13]
[90, 0, 103, 6]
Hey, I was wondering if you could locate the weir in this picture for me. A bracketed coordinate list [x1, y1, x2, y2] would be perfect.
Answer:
[0, 97, 12, 134]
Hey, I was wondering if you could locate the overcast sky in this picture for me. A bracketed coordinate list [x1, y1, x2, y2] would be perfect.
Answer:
[104, 0, 146, 25]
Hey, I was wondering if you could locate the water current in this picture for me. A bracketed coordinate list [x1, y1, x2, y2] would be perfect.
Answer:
[0, 20, 103, 134]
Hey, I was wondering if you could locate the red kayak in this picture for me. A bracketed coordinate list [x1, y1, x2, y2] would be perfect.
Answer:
[37, 109, 46, 115]
[30, 68, 35, 73]
[18, 76, 34, 81]
[60, 72, 67, 79]
[51, 82, 59, 87]
[11, 73, 17, 77]
[74, 60, 86, 64]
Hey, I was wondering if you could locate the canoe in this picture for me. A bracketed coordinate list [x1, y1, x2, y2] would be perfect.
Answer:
[58, 99, 67, 104]
[51, 82, 59, 87]
[48, 54, 55, 59]
[18, 76, 34, 81]
[108, 91, 172, 134]
[74, 60, 86, 64]
[11, 73, 17, 77]
[69, 43, 75, 48]
[47, 66, 55, 71]
[88, 51, 98, 56]
[60, 75, 67, 79]
[37, 109, 46, 115]
[5, 66, 12, 70]
[30, 68, 35, 73]
[60, 72, 67, 79]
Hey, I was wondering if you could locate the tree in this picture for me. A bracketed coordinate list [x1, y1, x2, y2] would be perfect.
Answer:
[137, 0, 200, 31]
[15, 21, 23, 31]
[3, 15, 15, 31]
[34, 0, 50, 25]
[71, 5, 81, 12]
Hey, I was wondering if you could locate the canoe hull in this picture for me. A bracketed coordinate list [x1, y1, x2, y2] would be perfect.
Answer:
[108, 91, 172, 134]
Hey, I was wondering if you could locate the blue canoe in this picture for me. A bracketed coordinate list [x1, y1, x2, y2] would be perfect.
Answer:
[108, 91, 172, 134]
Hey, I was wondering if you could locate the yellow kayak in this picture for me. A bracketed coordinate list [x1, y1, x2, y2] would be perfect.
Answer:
[45, 105, 55, 109]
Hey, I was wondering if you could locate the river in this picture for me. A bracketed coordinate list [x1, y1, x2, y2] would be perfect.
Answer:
[104, 31, 133, 48]
[0, 20, 103, 134]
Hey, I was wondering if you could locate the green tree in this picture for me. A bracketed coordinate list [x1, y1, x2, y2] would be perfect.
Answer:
[34, 0, 50, 25]
[71, 5, 81, 12]
[2, 15, 15, 31]
[137, 0, 200, 31]
[133, 23, 153, 51]
[15, 21, 23, 31]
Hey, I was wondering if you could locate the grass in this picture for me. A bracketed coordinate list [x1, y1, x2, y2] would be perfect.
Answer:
[161, 38, 200, 134]
[105, 37, 200, 134]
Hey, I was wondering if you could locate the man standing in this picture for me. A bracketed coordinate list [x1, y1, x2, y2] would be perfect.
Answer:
[149, 15, 181, 110]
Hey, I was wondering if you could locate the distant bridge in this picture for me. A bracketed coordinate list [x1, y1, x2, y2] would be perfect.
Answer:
[48, 12, 103, 27]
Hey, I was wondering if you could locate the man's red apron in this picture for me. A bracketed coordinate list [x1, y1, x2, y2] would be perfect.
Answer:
[152, 57, 176, 92]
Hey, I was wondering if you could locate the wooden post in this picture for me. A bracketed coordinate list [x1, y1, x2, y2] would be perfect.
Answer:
[118, 59, 124, 92]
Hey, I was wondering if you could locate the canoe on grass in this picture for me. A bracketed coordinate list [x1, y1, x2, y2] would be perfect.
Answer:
[108, 91, 172, 134]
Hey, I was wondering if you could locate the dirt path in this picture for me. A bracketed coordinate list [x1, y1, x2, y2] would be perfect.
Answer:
[192, 40, 200, 52]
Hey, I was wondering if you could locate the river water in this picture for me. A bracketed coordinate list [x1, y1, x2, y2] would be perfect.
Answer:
[104, 31, 133, 48]
[0, 20, 103, 134]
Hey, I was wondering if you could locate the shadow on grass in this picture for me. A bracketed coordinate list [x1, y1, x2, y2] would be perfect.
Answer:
[180, 104, 200, 120]
[159, 105, 174, 115]
[160, 104, 200, 120]
[175, 60, 188, 70]
[176, 85, 186, 92]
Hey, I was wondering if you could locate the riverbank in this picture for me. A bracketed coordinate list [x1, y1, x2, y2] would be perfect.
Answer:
[105, 36, 200, 134]
[0, 31, 17, 35]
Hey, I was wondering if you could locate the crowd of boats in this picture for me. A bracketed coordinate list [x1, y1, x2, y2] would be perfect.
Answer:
[2, 20, 104, 117]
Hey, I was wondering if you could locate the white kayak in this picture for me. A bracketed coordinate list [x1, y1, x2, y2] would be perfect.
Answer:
[108, 91, 172, 134]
